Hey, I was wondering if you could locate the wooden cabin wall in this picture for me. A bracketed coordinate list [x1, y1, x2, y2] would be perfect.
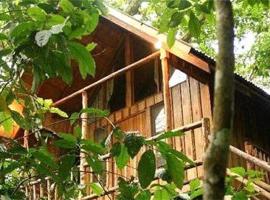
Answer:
[82, 74, 212, 198]
[229, 90, 270, 182]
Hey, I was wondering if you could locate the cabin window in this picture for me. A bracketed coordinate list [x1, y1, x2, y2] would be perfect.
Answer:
[151, 103, 166, 168]
[151, 103, 166, 136]
[93, 127, 107, 184]
[169, 67, 187, 88]
[133, 61, 158, 102]
[108, 42, 126, 113]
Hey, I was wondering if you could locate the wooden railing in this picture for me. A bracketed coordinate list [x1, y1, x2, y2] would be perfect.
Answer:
[22, 116, 270, 199]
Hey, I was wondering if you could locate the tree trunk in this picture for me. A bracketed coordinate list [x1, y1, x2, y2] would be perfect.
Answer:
[203, 1, 235, 200]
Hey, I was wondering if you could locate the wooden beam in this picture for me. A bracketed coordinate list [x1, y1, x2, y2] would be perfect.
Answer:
[125, 34, 134, 107]
[105, 8, 210, 73]
[80, 91, 88, 185]
[160, 49, 172, 131]
[229, 145, 270, 173]
[53, 51, 160, 107]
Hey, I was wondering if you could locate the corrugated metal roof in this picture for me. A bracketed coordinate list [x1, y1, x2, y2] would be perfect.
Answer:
[190, 47, 270, 101]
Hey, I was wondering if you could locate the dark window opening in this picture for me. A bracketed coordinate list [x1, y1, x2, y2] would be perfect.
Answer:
[108, 44, 126, 112]
[133, 36, 160, 102]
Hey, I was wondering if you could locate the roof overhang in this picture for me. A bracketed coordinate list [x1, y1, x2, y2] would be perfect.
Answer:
[105, 7, 210, 73]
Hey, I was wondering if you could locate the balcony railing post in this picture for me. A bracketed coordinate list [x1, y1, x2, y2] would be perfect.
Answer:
[80, 91, 88, 186]
[125, 34, 134, 107]
[160, 48, 172, 131]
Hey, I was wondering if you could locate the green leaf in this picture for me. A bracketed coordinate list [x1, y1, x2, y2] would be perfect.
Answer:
[70, 112, 80, 125]
[54, 133, 77, 149]
[59, 154, 75, 180]
[10, 110, 28, 129]
[157, 141, 193, 165]
[81, 139, 106, 154]
[230, 167, 246, 177]
[47, 50, 72, 83]
[50, 107, 68, 118]
[2, 161, 21, 175]
[113, 127, 125, 141]
[80, 107, 109, 117]
[166, 153, 184, 188]
[115, 144, 130, 169]
[178, 0, 192, 10]
[189, 178, 201, 192]
[190, 188, 203, 200]
[167, 29, 176, 48]
[27, 6, 47, 21]
[155, 130, 184, 141]
[153, 188, 170, 200]
[59, 0, 75, 13]
[68, 42, 96, 78]
[124, 133, 144, 158]
[90, 183, 104, 196]
[110, 142, 121, 156]
[31, 147, 58, 169]
[86, 42, 97, 51]
[0, 13, 10, 21]
[135, 190, 151, 200]
[232, 191, 248, 200]
[138, 150, 156, 188]
[6, 92, 15, 105]
[0, 112, 13, 134]
[118, 177, 139, 199]
[10, 22, 35, 45]
[86, 155, 104, 174]
[169, 12, 182, 28]
[188, 12, 201, 38]
[0, 33, 8, 40]
[47, 14, 66, 27]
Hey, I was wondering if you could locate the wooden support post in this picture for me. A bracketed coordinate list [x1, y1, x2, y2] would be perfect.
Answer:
[160, 49, 172, 131]
[80, 91, 88, 186]
[125, 34, 134, 107]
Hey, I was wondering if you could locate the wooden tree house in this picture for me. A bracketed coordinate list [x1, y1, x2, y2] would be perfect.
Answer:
[2, 7, 270, 200]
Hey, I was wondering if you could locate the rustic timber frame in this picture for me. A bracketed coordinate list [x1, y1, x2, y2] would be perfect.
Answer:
[15, 7, 270, 200]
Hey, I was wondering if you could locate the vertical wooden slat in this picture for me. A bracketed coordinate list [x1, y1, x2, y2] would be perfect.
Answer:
[54, 185, 58, 200]
[80, 91, 88, 185]
[160, 49, 172, 131]
[190, 78, 204, 177]
[181, 76, 196, 180]
[23, 130, 29, 149]
[125, 34, 134, 107]
[40, 181, 44, 198]
[171, 84, 184, 152]
[47, 179, 51, 200]
[25, 185, 29, 199]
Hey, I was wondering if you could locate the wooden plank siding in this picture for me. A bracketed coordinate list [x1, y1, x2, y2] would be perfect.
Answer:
[40, 66, 212, 199]
[81, 74, 212, 198]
